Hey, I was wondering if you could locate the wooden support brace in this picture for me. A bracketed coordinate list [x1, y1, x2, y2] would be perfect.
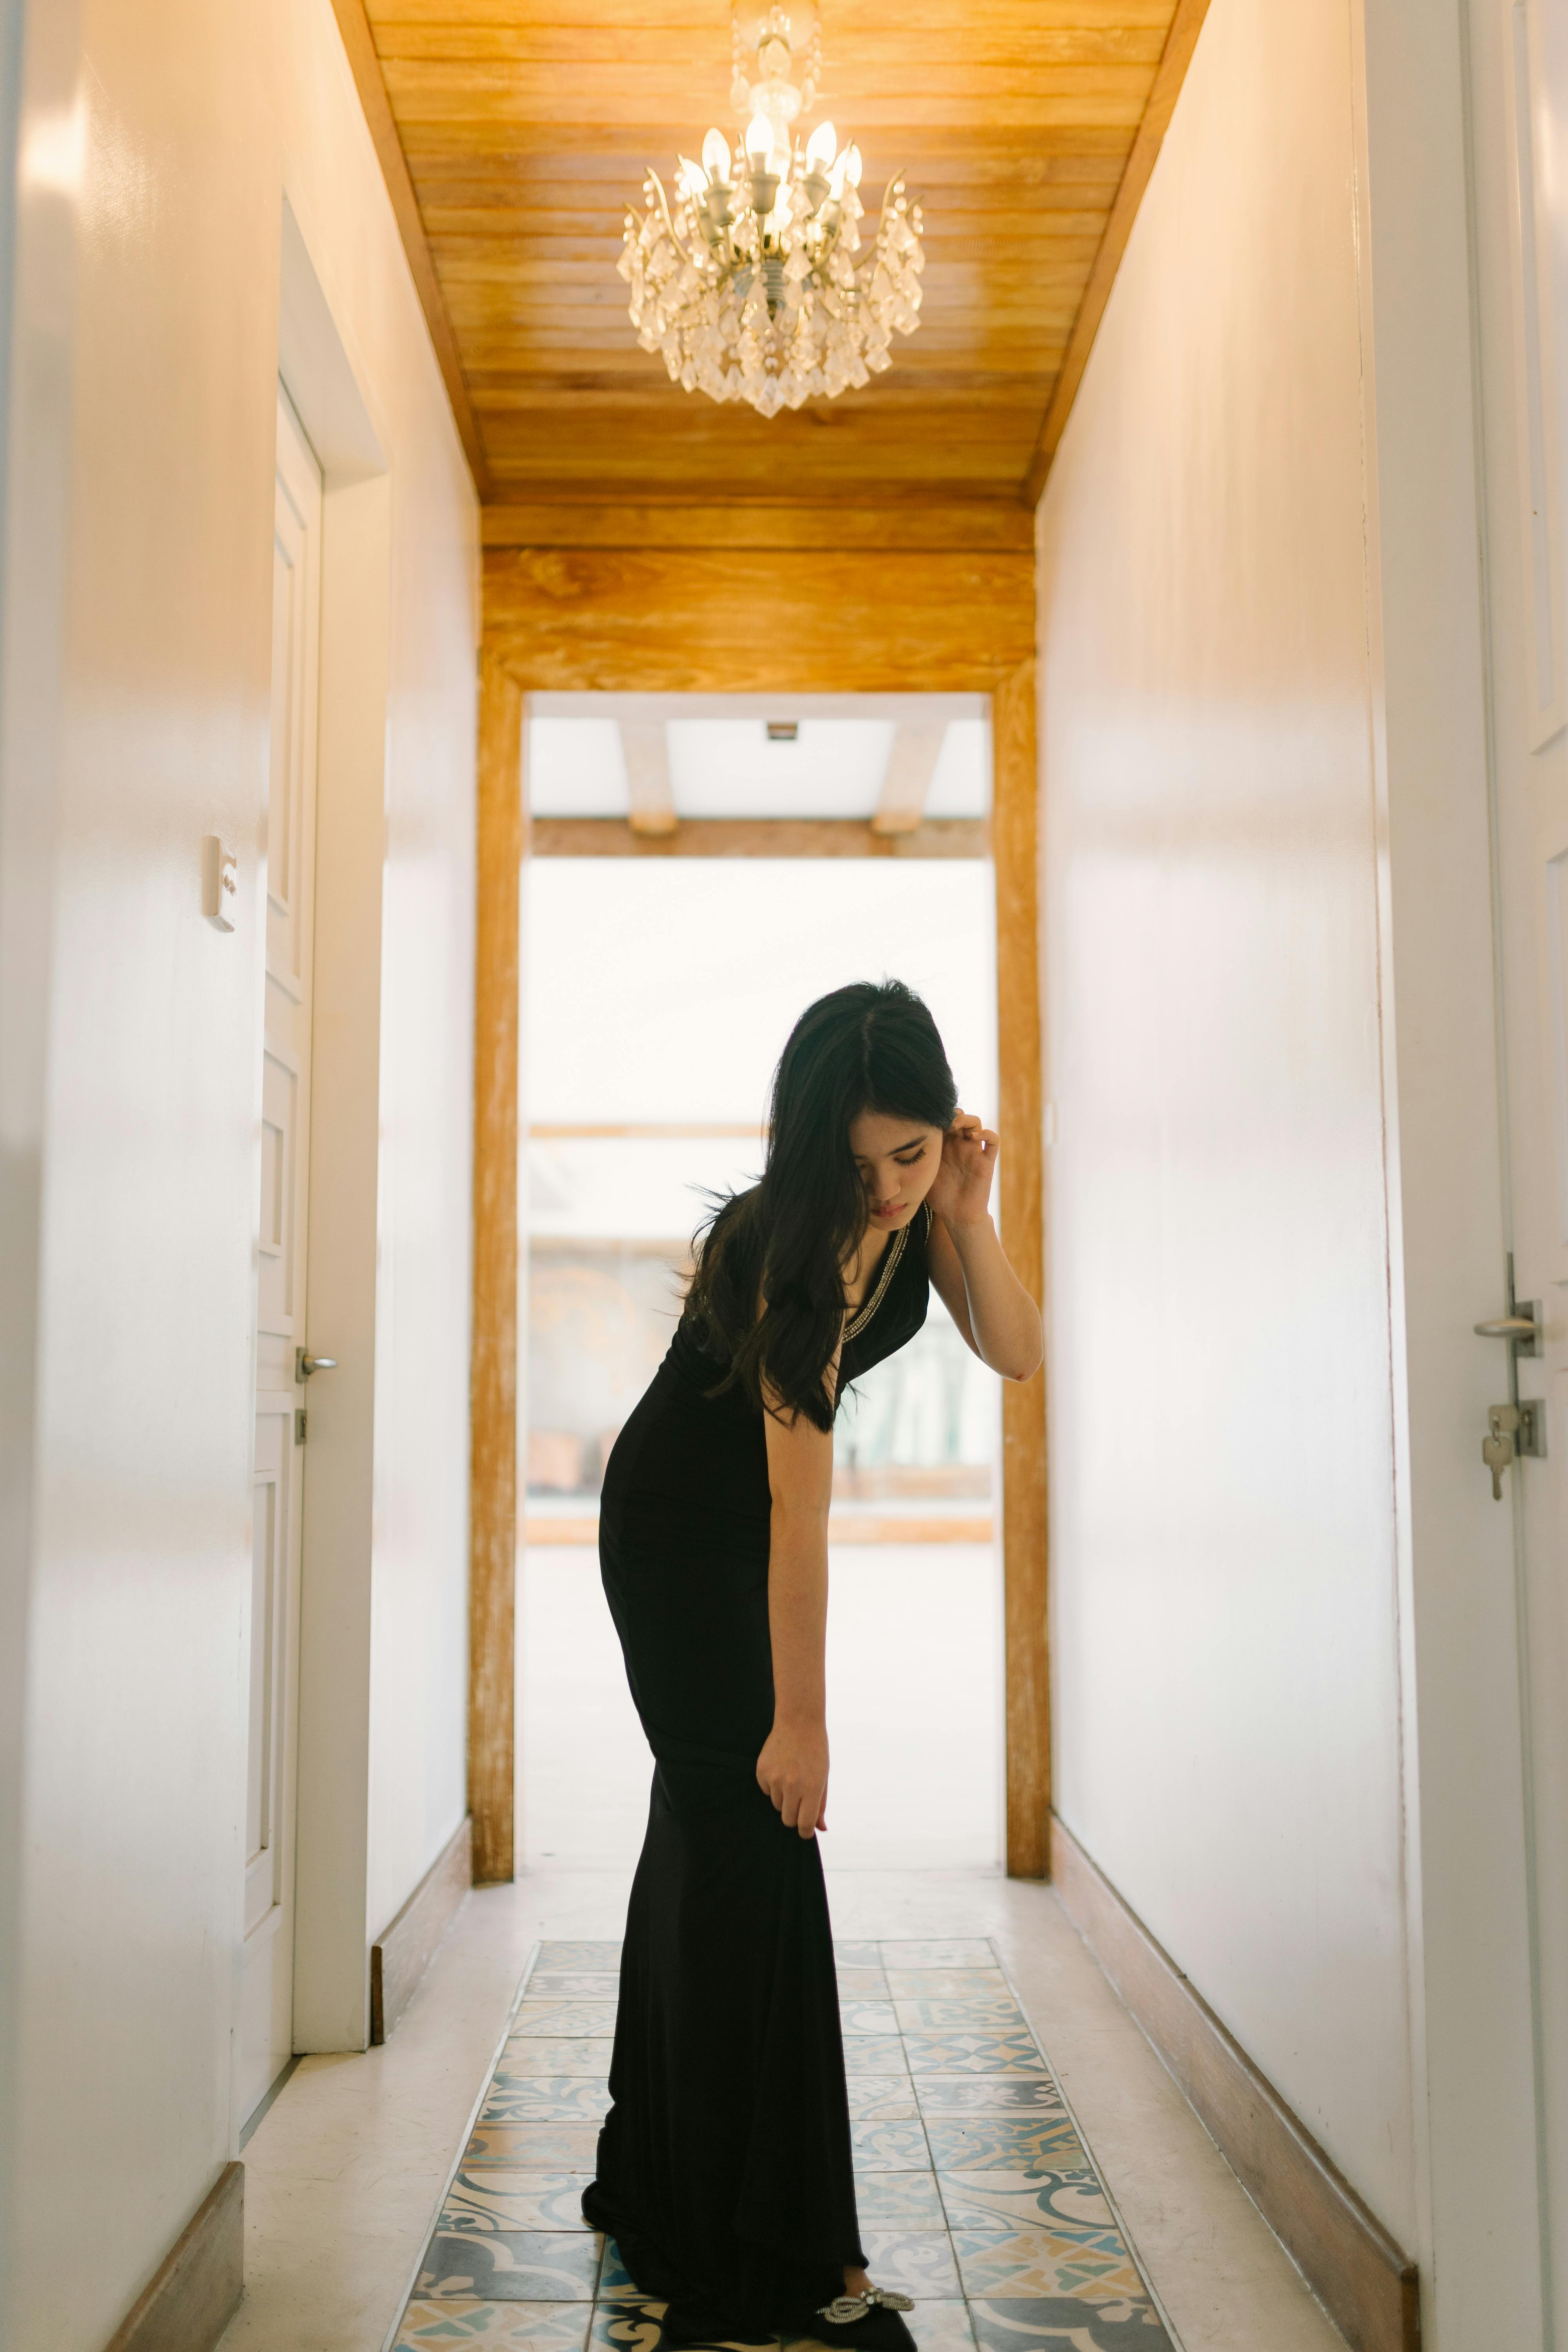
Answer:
[992, 661, 1050, 1878]
[470, 655, 524, 1884]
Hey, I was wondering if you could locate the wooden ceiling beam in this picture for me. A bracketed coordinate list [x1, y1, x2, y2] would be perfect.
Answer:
[871, 720, 948, 836]
[481, 503, 1037, 552]
[484, 544, 1034, 693]
[531, 817, 989, 858]
[620, 719, 678, 835]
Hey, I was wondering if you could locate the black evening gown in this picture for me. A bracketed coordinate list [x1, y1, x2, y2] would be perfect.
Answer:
[584, 1204, 933, 2345]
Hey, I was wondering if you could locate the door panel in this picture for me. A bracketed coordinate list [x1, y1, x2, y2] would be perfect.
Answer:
[238, 383, 323, 2127]
[1467, 0, 1568, 2331]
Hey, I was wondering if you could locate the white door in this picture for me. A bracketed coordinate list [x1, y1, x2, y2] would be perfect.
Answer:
[238, 384, 324, 2124]
[1467, 1, 1568, 2332]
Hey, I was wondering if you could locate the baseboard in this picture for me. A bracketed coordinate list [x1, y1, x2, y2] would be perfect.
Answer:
[103, 2160, 243, 2352]
[1049, 1815, 1420, 2352]
[370, 1812, 473, 2044]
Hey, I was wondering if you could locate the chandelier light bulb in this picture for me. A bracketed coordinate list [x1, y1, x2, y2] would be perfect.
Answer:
[702, 127, 733, 182]
[804, 120, 837, 172]
[675, 153, 708, 201]
[744, 112, 773, 165]
[842, 142, 862, 189]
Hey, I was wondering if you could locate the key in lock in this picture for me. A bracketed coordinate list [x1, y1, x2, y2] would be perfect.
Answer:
[1483, 1403, 1520, 1500]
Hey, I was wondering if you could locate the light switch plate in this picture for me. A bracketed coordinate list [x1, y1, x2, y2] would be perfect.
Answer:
[202, 836, 237, 931]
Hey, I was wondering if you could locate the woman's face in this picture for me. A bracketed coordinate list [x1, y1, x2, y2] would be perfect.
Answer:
[848, 1108, 945, 1232]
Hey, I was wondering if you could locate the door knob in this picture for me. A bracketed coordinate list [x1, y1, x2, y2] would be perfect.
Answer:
[296, 1348, 338, 1380]
[1474, 1255, 1541, 1357]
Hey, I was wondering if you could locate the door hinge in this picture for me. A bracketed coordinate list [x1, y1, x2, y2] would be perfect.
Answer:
[295, 1408, 307, 1446]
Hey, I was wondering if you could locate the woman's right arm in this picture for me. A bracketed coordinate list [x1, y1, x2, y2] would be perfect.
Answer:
[757, 1382, 837, 1838]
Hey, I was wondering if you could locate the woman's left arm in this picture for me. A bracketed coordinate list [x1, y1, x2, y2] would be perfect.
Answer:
[926, 1114, 1044, 1382]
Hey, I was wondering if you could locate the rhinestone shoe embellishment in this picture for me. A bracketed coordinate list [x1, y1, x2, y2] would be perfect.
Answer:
[817, 2290, 917, 2323]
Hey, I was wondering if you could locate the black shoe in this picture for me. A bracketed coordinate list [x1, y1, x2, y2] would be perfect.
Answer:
[796, 2291, 917, 2352]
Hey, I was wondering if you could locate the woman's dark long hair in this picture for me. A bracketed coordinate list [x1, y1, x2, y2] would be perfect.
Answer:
[684, 980, 958, 1428]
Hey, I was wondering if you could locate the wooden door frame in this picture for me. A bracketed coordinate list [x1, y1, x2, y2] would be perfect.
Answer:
[470, 530, 1047, 1880]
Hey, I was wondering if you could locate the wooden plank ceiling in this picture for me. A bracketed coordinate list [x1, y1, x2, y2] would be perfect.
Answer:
[358, 0, 1196, 508]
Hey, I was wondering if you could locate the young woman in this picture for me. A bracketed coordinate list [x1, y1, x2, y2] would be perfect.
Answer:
[582, 980, 1043, 2352]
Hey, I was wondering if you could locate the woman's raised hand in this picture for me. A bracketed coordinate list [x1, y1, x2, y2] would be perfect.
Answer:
[757, 1718, 830, 1838]
[927, 1111, 999, 1228]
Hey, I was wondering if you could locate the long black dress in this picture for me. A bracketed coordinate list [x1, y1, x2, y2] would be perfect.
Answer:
[584, 1203, 933, 2345]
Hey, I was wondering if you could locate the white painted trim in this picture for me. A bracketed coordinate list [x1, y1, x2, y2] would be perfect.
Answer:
[0, 0, 85, 2302]
[276, 193, 394, 2056]
[1354, 0, 1549, 2340]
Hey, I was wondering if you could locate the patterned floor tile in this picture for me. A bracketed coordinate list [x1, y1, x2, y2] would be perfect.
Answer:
[894, 1998, 1026, 2035]
[509, 2002, 619, 2039]
[788, 2307, 974, 2352]
[967, 2294, 1173, 2349]
[394, 2300, 595, 2350]
[915, 2079, 1065, 2118]
[389, 1944, 1174, 2352]
[923, 2118, 1086, 2176]
[417, 2231, 602, 2301]
[597, 2240, 671, 2301]
[938, 2176, 1110, 2233]
[903, 2033, 1049, 2078]
[496, 2042, 619, 2078]
[588, 2301, 668, 2352]
[850, 2120, 930, 2170]
[835, 1965, 890, 1998]
[882, 1970, 1009, 2000]
[841, 2034, 911, 2075]
[466, 2124, 602, 2170]
[845, 2076, 920, 2122]
[858, 2229, 962, 2299]
[876, 1941, 996, 1970]
[594, 2302, 773, 2352]
[442, 2172, 595, 2233]
[853, 2172, 946, 2227]
[841, 2002, 900, 2036]
[481, 2079, 610, 2124]
[951, 2227, 1147, 2302]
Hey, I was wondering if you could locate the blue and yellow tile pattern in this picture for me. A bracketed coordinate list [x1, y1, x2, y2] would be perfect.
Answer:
[392, 1938, 1178, 2352]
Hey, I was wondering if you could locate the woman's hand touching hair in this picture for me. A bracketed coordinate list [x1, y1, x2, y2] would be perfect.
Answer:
[926, 1111, 998, 1229]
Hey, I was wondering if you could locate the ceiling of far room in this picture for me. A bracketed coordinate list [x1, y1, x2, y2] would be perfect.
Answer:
[352, 0, 1195, 506]
[528, 693, 990, 822]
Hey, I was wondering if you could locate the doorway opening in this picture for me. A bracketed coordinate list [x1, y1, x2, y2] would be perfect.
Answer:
[517, 694, 1004, 1875]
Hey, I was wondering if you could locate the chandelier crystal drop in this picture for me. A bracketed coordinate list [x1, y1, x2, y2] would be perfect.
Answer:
[618, 5, 925, 419]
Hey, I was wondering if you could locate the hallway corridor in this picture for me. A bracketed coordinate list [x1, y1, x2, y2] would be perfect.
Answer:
[5, 0, 1565, 2343]
[228, 1874, 1347, 2352]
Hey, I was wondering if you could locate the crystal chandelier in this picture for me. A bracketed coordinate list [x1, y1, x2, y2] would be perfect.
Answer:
[618, 5, 925, 419]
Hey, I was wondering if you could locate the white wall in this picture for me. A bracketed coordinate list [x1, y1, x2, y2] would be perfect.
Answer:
[0, 0, 477, 2342]
[1038, 3, 1551, 2336]
[1036, 0, 1415, 2246]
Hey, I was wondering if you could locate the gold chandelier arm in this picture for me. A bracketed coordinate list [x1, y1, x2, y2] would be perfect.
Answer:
[878, 169, 910, 224]
[645, 169, 699, 270]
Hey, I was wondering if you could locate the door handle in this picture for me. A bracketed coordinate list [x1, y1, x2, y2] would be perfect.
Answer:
[296, 1348, 338, 1379]
[1474, 1315, 1540, 1343]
